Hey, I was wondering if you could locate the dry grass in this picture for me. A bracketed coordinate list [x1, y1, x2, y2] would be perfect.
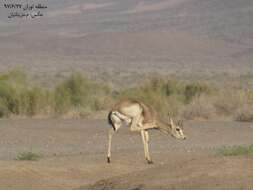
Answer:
[0, 70, 253, 121]
[181, 95, 216, 120]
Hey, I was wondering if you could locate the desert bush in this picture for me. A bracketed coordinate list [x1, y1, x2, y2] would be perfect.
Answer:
[15, 151, 42, 161]
[54, 72, 112, 116]
[0, 71, 54, 117]
[218, 145, 253, 156]
[0, 70, 253, 121]
[184, 82, 212, 103]
[0, 81, 18, 115]
[25, 87, 53, 116]
[0, 98, 10, 117]
[0, 70, 28, 116]
[214, 90, 241, 117]
[181, 95, 216, 120]
[235, 106, 253, 122]
[54, 72, 88, 112]
[232, 91, 253, 121]
[213, 90, 253, 120]
[54, 83, 72, 114]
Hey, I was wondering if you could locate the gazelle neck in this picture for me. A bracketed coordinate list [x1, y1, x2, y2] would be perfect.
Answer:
[156, 119, 172, 135]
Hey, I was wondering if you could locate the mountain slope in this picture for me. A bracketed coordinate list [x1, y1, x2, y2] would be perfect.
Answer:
[0, 0, 252, 79]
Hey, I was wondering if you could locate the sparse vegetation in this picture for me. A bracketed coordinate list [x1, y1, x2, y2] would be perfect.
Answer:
[235, 106, 253, 122]
[0, 70, 112, 118]
[218, 145, 253, 156]
[0, 70, 253, 121]
[15, 151, 42, 161]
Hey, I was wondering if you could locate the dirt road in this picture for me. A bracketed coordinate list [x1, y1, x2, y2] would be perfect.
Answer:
[0, 119, 252, 190]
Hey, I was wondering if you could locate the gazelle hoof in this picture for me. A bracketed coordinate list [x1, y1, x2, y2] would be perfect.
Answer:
[107, 157, 111, 163]
[147, 160, 154, 164]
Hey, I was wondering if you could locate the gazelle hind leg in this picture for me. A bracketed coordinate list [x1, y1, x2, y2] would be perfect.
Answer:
[107, 114, 122, 163]
[107, 128, 114, 163]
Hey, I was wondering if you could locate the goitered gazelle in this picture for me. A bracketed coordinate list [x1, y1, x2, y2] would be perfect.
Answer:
[107, 99, 186, 164]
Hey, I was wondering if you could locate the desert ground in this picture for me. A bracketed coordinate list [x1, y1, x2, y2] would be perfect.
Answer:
[0, 1, 253, 189]
[0, 119, 252, 190]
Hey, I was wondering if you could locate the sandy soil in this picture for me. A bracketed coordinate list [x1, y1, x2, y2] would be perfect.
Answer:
[0, 119, 252, 190]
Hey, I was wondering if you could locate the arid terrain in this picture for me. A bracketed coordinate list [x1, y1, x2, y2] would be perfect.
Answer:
[0, 119, 252, 190]
[0, 0, 253, 189]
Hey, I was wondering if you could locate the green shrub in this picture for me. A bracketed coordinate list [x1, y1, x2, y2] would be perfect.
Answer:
[54, 72, 112, 115]
[25, 87, 53, 116]
[15, 151, 41, 161]
[0, 82, 18, 115]
[54, 84, 72, 114]
[0, 70, 65, 117]
[218, 145, 253, 156]
[0, 98, 10, 117]
[184, 83, 211, 103]
[54, 73, 88, 114]
[0, 70, 27, 116]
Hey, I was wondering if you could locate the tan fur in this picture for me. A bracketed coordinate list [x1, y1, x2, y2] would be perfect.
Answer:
[139, 101, 156, 124]
[112, 99, 156, 125]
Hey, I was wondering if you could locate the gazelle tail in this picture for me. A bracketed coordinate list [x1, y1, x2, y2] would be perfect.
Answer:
[107, 111, 116, 131]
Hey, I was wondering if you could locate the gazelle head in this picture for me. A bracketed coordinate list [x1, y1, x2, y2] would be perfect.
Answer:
[168, 118, 186, 140]
[158, 117, 186, 140]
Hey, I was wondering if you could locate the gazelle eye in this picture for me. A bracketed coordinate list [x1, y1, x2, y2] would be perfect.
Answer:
[176, 128, 180, 131]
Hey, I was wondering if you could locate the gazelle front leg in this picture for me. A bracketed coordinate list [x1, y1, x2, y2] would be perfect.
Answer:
[130, 115, 156, 131]
[141, 130, 153, 164]
[137, 122, 157, 131]
[141, 130, 147, 159]
[130, 114, 142, 131]
[144, 130, 153, 164]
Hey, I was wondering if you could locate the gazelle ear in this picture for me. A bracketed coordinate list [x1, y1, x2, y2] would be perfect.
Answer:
[167, 112, 172, 122]
[170, 118, 174, 125]
[167, 115, 172, 124]
[169, 118, 176, 129]
[179, 120, 184, 129]
[178, 120, 183, 126]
